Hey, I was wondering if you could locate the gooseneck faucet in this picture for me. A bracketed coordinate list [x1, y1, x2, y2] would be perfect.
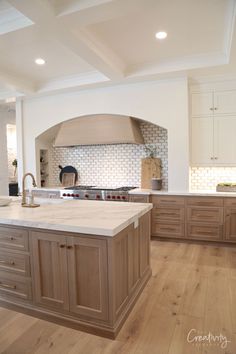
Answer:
[21, 173, 37, 206]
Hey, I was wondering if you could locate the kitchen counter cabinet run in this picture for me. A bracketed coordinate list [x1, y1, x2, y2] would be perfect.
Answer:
[0, 211, 151, 339]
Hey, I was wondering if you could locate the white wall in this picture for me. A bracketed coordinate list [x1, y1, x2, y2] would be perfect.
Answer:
[18, 78, 189, 191]
[0, 107, 16, 195]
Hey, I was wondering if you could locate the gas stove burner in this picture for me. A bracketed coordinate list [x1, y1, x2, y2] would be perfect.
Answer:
[61, 186, 138, 201]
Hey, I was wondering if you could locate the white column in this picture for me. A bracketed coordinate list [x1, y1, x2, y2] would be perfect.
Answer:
[0, 110, 10, 195]
[16, 100, 24, 193]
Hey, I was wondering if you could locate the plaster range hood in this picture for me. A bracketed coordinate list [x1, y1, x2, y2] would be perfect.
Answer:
[53, 115, 144, 147]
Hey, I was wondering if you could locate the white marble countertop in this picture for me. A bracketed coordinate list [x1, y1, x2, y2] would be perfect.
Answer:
[0, 198, 152, 237]
[128, 188, 236, 197]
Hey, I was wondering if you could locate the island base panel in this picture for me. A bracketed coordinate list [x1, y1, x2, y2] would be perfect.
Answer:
[0, 211, 151, 338]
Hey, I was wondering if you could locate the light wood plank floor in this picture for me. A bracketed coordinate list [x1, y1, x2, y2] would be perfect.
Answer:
[1, 240, 236, 354]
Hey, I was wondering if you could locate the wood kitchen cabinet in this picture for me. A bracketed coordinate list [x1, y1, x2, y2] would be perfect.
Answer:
[31, 232, 109, 320]
[151, 195, 226, 242]
[151, 195, 185, 238]
[186, 197, 223, 241]
[0, 226, 32, 302]
[224, 198, 236, 241]
[129, 195, 150, 203]
[224, 208, 236, 241]
[191, 89, 236, 166]
[67, 236, 108, 321]
[31, 232, 69, 311]
[15, 212, 151, 338]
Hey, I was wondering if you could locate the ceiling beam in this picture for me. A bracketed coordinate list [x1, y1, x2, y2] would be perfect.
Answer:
[7, 0, 125, 80]
[54, 0, 114, 16]
[0, 69, 36, 95]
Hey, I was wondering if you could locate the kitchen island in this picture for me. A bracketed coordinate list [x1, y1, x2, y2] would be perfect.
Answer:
[0, 199, 152, 338]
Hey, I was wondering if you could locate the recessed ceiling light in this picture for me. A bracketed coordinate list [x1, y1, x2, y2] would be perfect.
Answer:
[35, 58, 46, 65]
[155, 31, 167, 40]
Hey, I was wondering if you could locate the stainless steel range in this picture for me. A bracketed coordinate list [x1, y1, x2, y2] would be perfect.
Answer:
[60, 186, 137, 202]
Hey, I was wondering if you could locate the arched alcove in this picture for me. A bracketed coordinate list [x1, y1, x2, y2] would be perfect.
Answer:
[36, 114, 168, 189]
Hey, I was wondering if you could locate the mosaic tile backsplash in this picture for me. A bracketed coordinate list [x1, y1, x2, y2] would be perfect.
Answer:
[191, 167, 236, 191]
[49, 122, 168, 189]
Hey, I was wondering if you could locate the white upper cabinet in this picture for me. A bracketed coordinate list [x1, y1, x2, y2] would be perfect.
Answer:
[191, 87, 236, 166]
[191, 92, 214, 117]
[191, 117, 214, 165]
[192, 90, 236, 117]
[214, 116, 236, 165]
[214, 91, 236, 115]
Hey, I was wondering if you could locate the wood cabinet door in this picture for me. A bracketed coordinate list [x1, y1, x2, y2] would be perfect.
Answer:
[139, 212, 150, 276]
[225, 208, 236, 241]
[214, 116, 236, 165]
[31, 232, 69, 311]
[67, 236, 108, 321]
[191, 117, 214, 165]
[214, 90, 236, 115]
[191, 92, 213, 117]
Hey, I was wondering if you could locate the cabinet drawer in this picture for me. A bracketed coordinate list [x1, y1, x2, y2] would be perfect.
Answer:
[187, 197, 223, 207]
[187, 207, 223, 223]
[0, 271, 32, 301]
[187, 224, 223, 241]
[224, 198, 236, 207]
[152, 207, 185, 222]
[0, 226, 29, 251]
[129, 195, 150, 203]
[151, 196, 185, 206]
[0, 250, 30, 276]
[152, 222, 185, 238]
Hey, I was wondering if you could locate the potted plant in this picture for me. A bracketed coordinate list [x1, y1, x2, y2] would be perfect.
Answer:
[144, 144, 158, 158]
[12, 158, 17, 177]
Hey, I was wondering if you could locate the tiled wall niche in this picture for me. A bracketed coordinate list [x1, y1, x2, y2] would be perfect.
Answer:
[49, 121, 168, 189]
[190, 167, 236, 191]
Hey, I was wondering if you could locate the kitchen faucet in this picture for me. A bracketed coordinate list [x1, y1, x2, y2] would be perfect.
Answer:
[21, 173, 40, 207]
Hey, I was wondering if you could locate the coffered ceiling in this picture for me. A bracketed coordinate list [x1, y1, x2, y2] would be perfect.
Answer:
[0, 0, 235, 100]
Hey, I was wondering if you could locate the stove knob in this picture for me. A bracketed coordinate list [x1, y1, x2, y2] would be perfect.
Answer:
[117, 196, 121, 200]
[107, 195, 111, 199]
[67, 193, 71, 197]
[112, 196, 116, 200]
[75, 194, 80, 198]
[62, 193, 66, 197]
[122, 196, 126, 200]
[85, 194, 89, 198]
[71, 194, 75, 197]
[96, 195, 101, 199]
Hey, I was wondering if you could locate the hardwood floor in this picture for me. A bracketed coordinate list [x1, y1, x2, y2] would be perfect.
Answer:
[0, 239, 236, 354]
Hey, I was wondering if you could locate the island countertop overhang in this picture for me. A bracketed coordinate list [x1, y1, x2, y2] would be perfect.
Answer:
[0, 199, 152, 237]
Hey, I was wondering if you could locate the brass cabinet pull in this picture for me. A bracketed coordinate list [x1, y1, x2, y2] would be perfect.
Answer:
[158, 213, 179, 216]
[160, 227, 176, 232]
[10, 237, 15, 241]
[0, 281, 16, 289]
[67, 245, 73, 249]
[0, 260, 15, 266]
[196, 231, 214, 235]
[59, 244, 65, 248]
